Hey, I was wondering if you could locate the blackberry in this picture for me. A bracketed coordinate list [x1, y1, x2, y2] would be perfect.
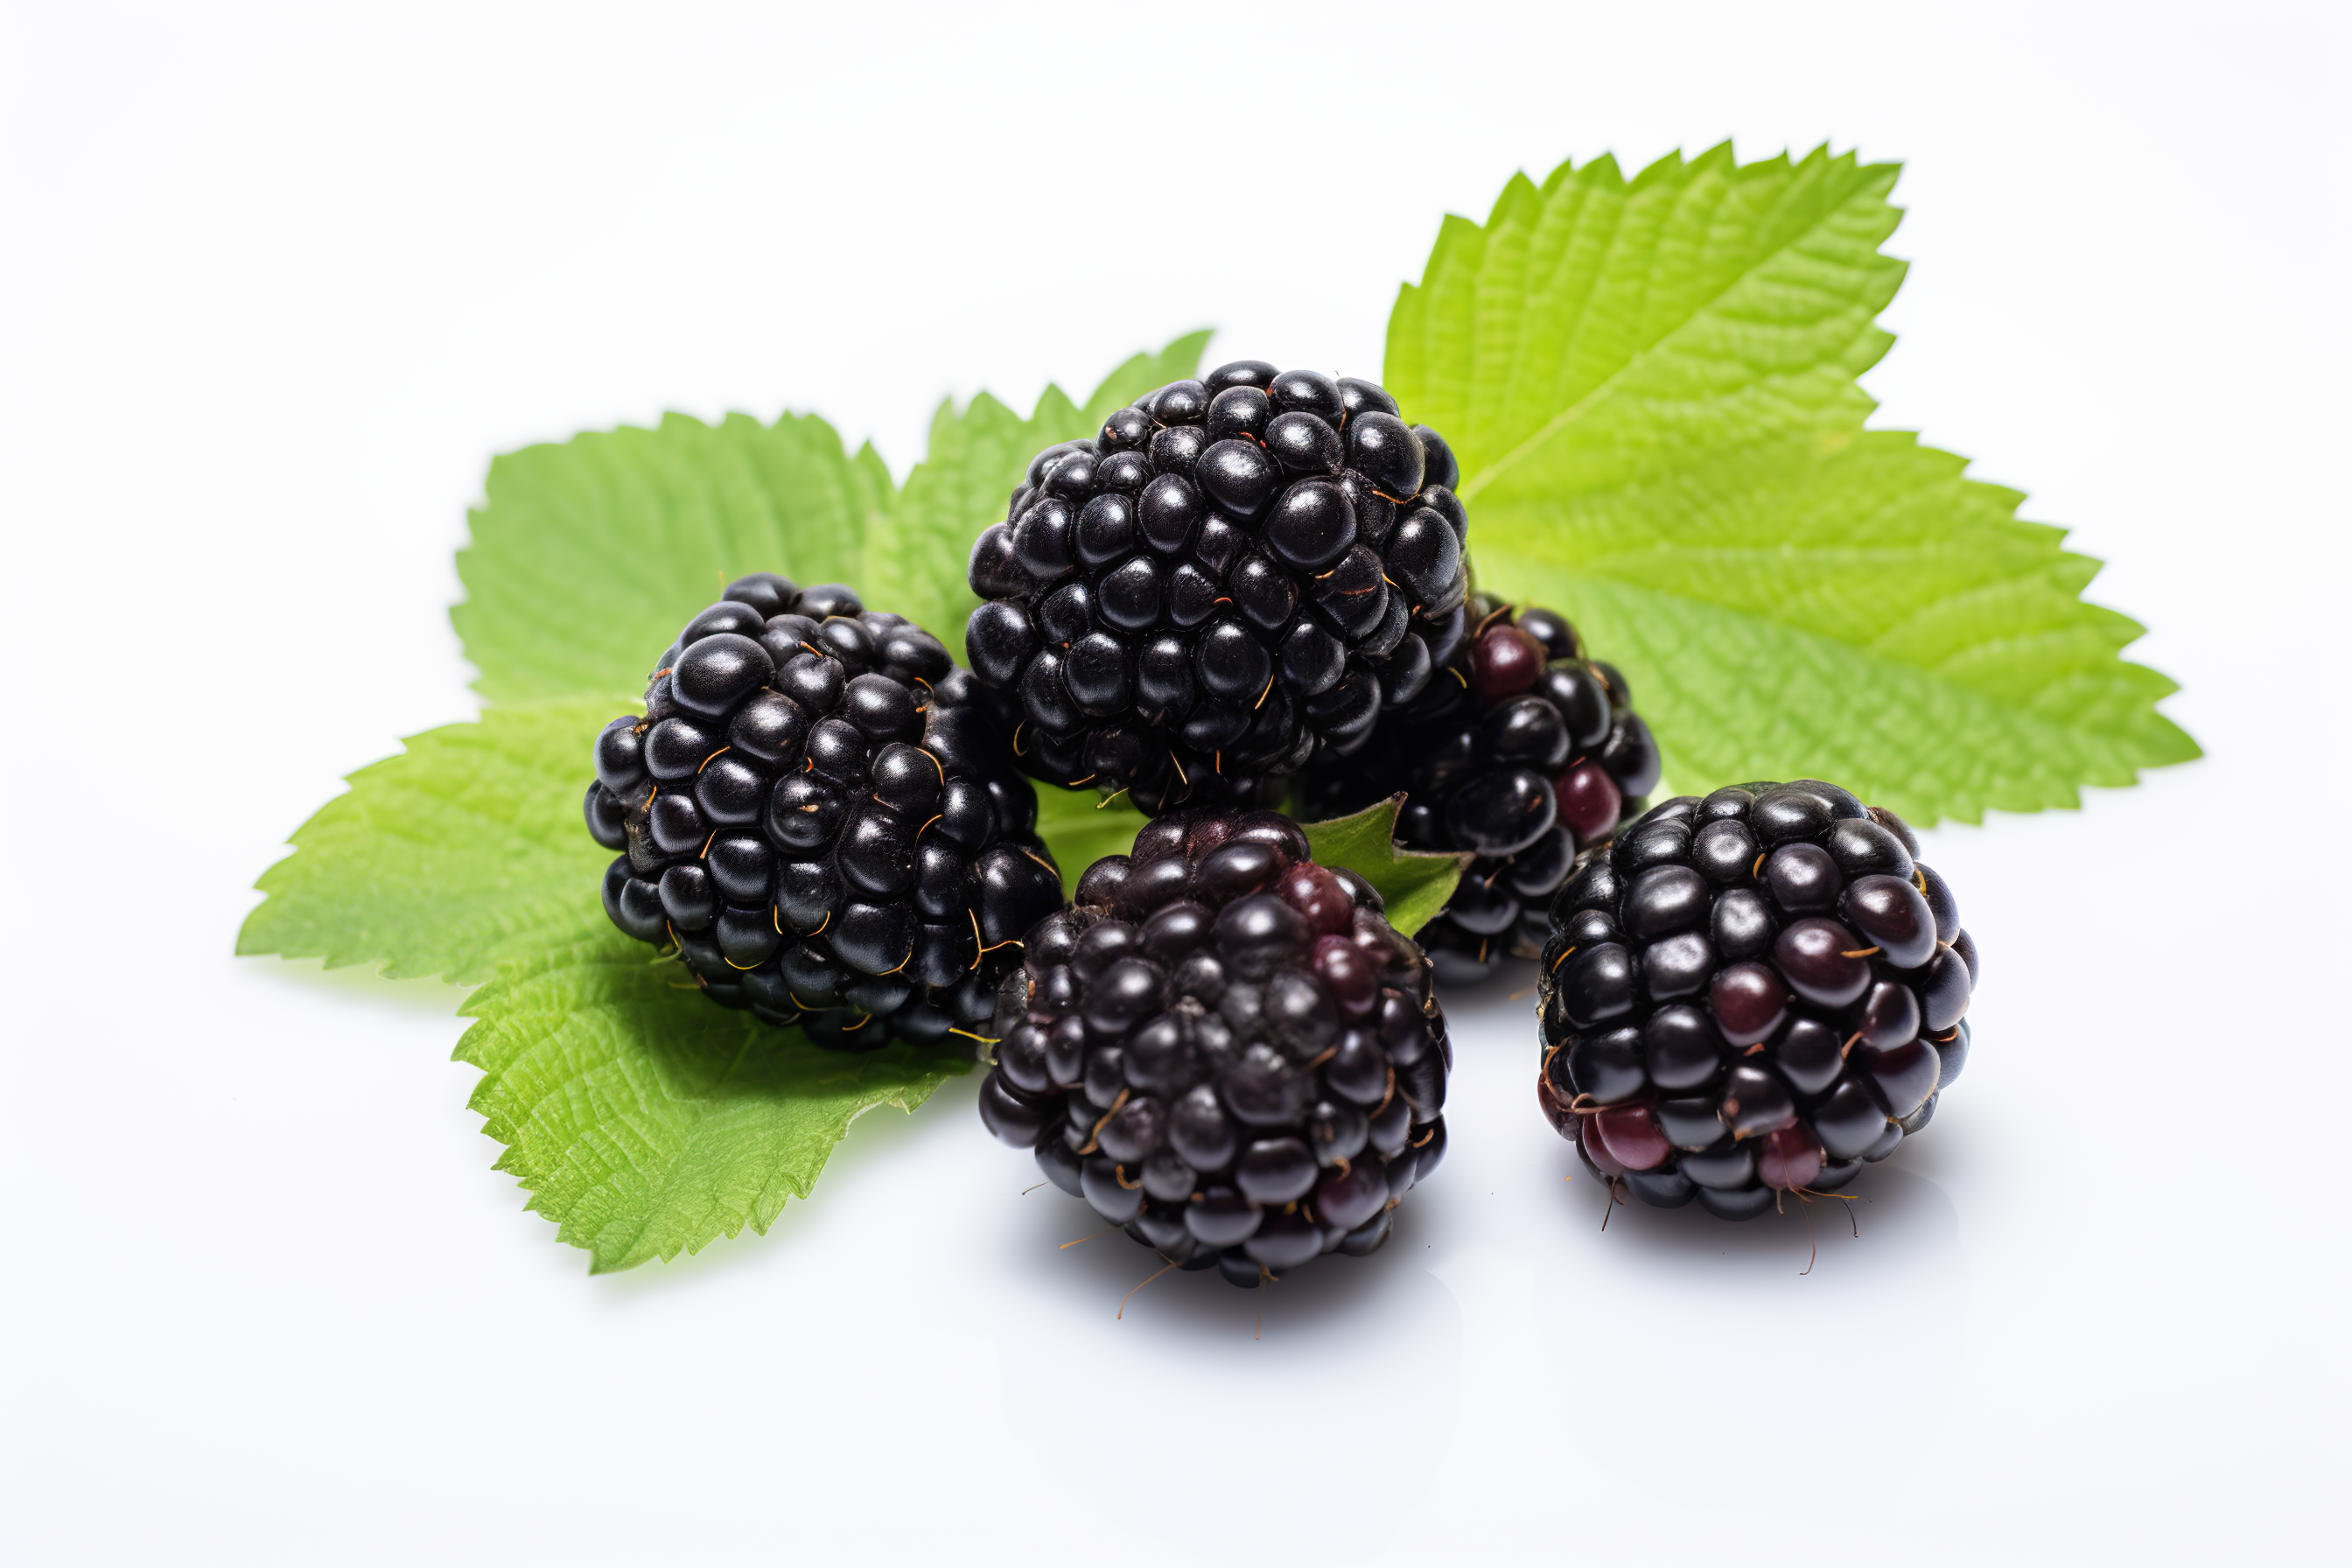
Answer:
[976, 808, 1450, 1286]
[1304, 594, 1659, 986]
[1534, 780, 1978, 1220]
[583, 574, 1067, 1047]
[964, 360, 1472, 814]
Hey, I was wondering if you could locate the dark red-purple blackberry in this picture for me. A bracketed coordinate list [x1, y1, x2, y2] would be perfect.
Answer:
[976, 808, 1450, 1285]
[1534, 780, 1977, 1219]
[965, 361, 1473, 815]
[1302, 593, 1658, 987]
[584, 573, 1068, 1047]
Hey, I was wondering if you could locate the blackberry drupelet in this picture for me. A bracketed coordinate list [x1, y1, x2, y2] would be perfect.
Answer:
[976, 808, 1451, 1285]
[583, 574, 1068, 1047]
[1535, 780, 1978, 1220]
[964, 360, 1473, 814]
[1304, 594, 1659, 987]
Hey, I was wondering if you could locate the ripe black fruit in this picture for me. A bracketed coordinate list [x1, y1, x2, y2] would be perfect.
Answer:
[1302, 595, 1661, 985]
[977, 808, 1450, 1285]
[1536, 780, 1978, 1219]
[965, 362, 1474, 814]
[584, 574, 1067, 1047]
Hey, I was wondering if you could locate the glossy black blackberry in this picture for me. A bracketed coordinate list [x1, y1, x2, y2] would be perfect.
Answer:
[584, 574, 1068, 1048]
[1303, 594, 1658, 987]
[965, 360, 1472, 815]
[976, 808, 1450, 1285]
[1534, 780, 1978, 1219]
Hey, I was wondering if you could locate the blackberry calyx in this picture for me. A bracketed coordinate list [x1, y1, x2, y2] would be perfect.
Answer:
[1536, 780, 1978, 1218]
[977, 808, 1451, 1284]
[584, 573, 1067, 1047]
[965, 360, 1473, 815]
[1303, 593, 1660, 986]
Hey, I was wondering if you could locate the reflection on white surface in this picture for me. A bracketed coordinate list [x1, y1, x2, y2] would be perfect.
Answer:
[1535, 1163, 1970, 1516]
[979, 970, 1976, 1562]
[995, 1193, 1466, 1559]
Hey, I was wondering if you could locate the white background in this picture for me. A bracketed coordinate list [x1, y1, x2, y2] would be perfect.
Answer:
[4, 3, 2346, 1563]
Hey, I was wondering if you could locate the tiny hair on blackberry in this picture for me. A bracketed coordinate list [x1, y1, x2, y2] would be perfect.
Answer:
[976, 808, 1451, 1287]
[1536, 780, 1978, 1219]
[584, 573, 1068, 1048]
[964, 360, 1473, 815]
[1304, 592, 1658, 986]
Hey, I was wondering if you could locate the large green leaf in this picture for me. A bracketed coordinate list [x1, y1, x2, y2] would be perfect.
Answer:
[1387, 144, 2196, 822]
[247, 344, 1223, 1270]
[455, 412, 893, 705]
[239, 698, 963, 1272]
[459, 934, 966, 1274]
[877, 331, 1212, 657]
[237, 698, 619, 984]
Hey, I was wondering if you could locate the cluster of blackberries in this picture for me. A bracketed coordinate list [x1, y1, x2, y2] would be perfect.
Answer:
[584, 574, 1066, 1046]
[976, 809, 1449, 1283]
[965, 360, 1471, 813]
[576, 358, 1979, 1243]
[1536, 780, 1977, 1219]
[1306, 594, 1660, 985]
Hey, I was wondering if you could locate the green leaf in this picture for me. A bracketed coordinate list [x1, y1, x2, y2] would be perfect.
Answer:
[878, 331, 1213, 658]
[239, 697, 970, 1271]
[1302, 796, 1472, 936]
[1029, 786, 1469, 935]
[1031, 782, 1151, 899]
[451, 337, 1212, 706]
[454, 411, 894, 705]
[254, 342, 1235, 1271]
[1390, 145, 1902, 491]
[1476, 429, 2198, 821]
[459, 933, 966, 1274]
[237, 698, 619, 984]
[1387, 144, 2195, 823]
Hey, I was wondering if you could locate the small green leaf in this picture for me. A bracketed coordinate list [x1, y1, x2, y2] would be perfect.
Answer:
[1303, 796, 1472, 936]
[250, 343, 1242, 1271]
[1387, 145, 2195, 822]
[1031, 785, 1468, 936]
[455, 412, 894, 705]
[459, 934, 967, 1274]
[879, 331, 1213, 658]
[1031, 782, 1151, 898]
[237, 698, 620, 984]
